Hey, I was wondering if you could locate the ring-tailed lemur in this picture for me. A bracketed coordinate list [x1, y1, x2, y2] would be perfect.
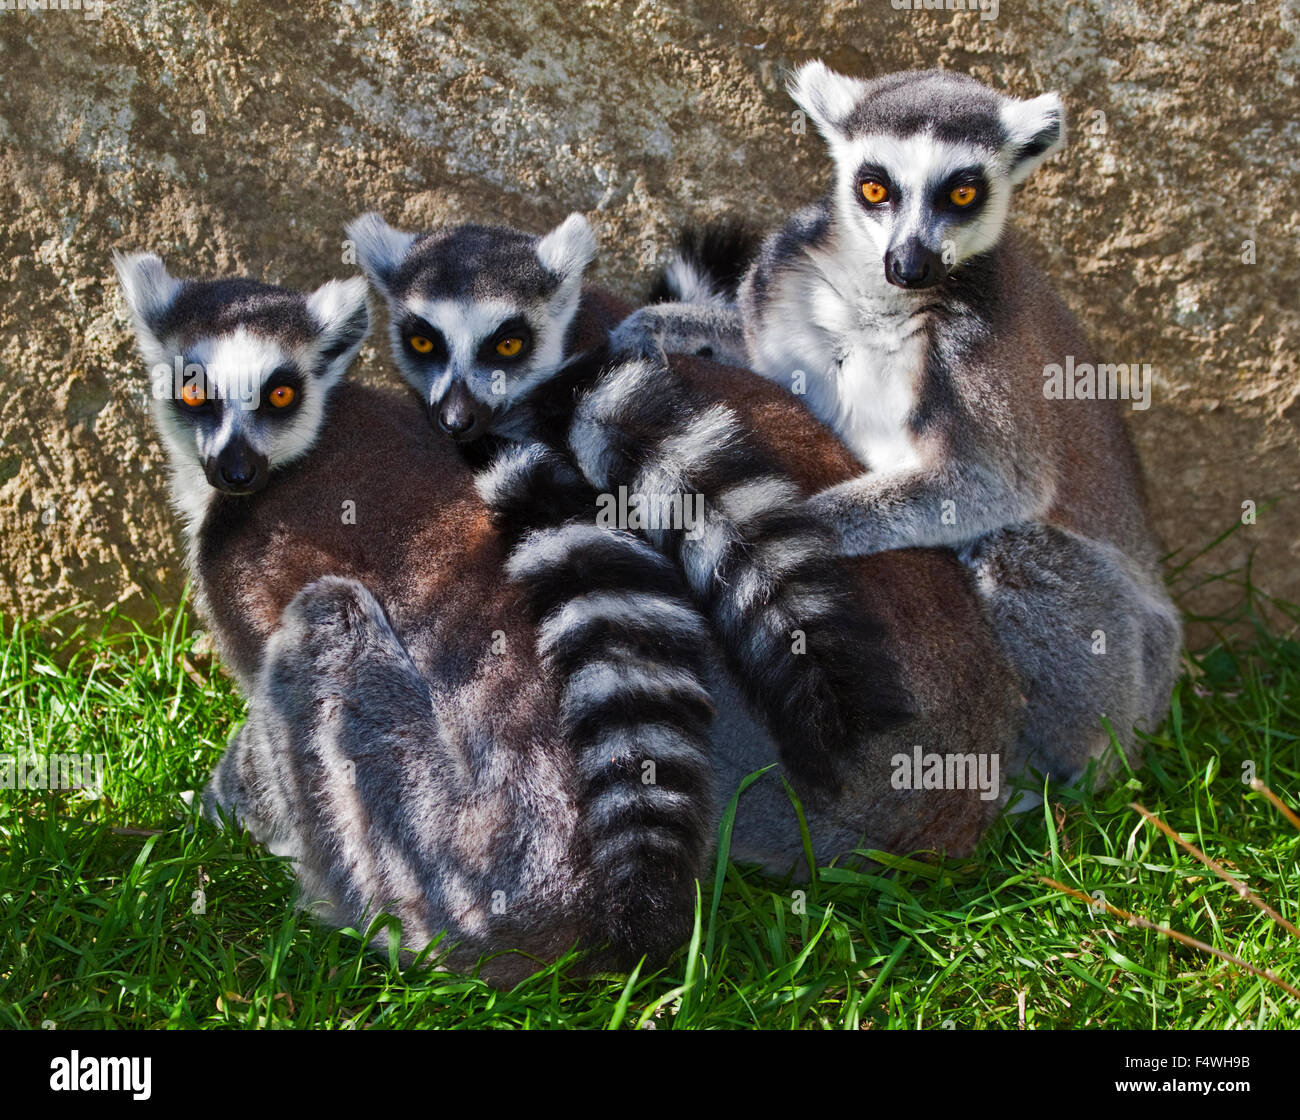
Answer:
[114, 254, 717, 976]
[611, 64, 1183, 786]
[113, 252, 371, 531]
[347, 211, 920, 796]
[118, 252, 1025, 961]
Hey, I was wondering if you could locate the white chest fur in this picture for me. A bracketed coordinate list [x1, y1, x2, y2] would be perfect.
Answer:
[830, 330, 927, 474]
[750, 252, 930, 475]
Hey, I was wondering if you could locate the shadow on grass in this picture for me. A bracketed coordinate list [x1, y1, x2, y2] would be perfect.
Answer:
[1, 534, 1297, 1028]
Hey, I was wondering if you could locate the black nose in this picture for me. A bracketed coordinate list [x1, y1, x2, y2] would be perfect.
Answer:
[885, 243, 945, 290]
[434, 381, 487, 442]
[208, 440, 268, 494]
[439, 404, 475, 436]
[220, 462, 257, 488]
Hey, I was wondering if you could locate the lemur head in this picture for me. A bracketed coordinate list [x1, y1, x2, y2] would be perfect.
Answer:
[114, 252, 369, 514]
[347, 212, 597, 443]
[789, 63, 1065, 291]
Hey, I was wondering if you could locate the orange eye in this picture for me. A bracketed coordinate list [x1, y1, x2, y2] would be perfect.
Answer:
[950, 185, 978, 207]
[409, 335, 434, 354]
[861, 181, 889, 204]
[268, 385, 295, 408]
[495, 337, 524, 358]
[180, 381, 205, 407]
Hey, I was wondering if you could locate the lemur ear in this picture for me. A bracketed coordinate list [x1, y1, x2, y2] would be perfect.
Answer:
[113, 251, 182, 364]
[788, 60, 864, 143]
[536, 213, 597, 281]
[305, 275, 370, 376]
[1001, 93, 1066, 185]
[346, 212, 417, 294]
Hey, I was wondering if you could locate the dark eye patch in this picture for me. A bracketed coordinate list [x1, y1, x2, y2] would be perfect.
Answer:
[168, 359, 220, 423]
[400, 317, 448, 363]
[935, 168, 989, 216]
[259, 365, 304, 418]
[854, 163, 897, 208]
[169, 393, 220, 423]
[477, 316, 533, 365]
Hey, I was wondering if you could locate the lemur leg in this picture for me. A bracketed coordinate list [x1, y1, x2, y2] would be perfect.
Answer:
[202, 575, 464, 941]
[203, 576, 582, 981]
[608, 302, 749, 366]
[960, 524, 1182, 788]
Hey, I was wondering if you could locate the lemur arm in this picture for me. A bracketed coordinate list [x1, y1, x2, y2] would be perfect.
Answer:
[810, 462, 1049, 557]
[608, 301, 749, 367]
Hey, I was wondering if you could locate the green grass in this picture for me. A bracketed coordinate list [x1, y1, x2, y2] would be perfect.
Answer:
[2, 581, 1298, 1030]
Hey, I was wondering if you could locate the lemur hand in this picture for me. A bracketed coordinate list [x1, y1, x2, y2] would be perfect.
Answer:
[610, 303, 750, 367]
[609, 309, 670, 364]
[808, 480, 891, 558]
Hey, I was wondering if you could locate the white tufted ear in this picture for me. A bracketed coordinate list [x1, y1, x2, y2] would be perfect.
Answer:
[114, 251, 180, 331]
[346, 212, 418, 293]
[113, 251, 182, 366]
[305, 275, 370, 376]
[787, 60, 866, 143]
[536, 212, 597, 281]
[1001, 93, 1066, 185]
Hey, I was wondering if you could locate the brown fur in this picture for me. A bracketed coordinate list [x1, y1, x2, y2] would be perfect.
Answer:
[196, 383, 592, 982]
[190, 292, 1022, 977]
[674, 357, 1024, 859]
[983, 241, 1159, 565]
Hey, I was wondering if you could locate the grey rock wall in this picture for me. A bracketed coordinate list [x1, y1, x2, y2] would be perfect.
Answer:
[1, 0, 1296, 643]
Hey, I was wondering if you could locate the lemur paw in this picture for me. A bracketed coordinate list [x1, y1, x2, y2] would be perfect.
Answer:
[608, 311, 668, 364]
[274, 576, 397, 681]
[807, 487, 886, 558]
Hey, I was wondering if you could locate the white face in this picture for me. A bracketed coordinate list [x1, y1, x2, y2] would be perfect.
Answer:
[348, 211, 597, 443]
[830, 132, 1012, 289]
[788, 62, 1065, 292]
[114, 253, 370, 518]
[148, 327, 326, 495]
[384, 286, 579, 440]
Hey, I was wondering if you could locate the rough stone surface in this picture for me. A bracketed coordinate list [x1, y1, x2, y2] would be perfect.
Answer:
[1, 0, 1296, 643]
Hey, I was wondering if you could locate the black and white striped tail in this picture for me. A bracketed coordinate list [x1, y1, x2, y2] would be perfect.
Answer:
[518, 350, 917, 795]
[648, 220, 764, 306]
[476, 441, 715, 967]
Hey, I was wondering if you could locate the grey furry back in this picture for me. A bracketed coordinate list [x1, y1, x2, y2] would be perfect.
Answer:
[194, 347, 1027, 982]
[205, 575, 586, 985]
[196, 382, 719, 976]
